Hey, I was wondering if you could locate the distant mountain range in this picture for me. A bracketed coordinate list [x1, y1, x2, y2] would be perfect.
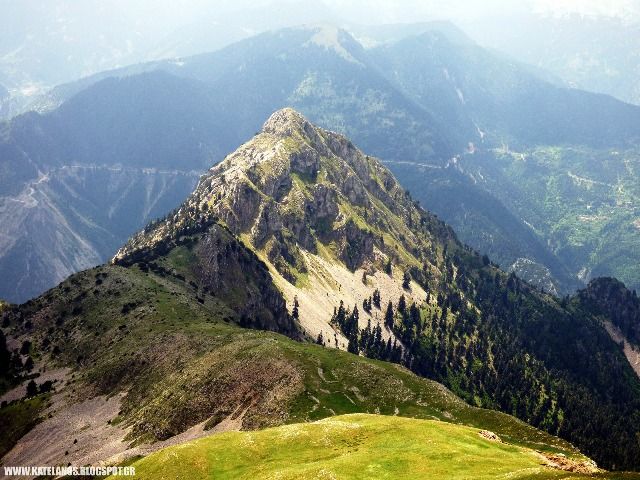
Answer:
[1, 24, 639, 303]
[0, 0, 338, 118]
[463, 12, 640, 106]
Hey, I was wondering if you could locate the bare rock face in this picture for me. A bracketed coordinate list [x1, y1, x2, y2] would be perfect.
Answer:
[325, 132, 356, 161]
[283, 212, 316, 253]
[337, 219, 375, 271]
[262, 108, 307, 136]
[221, 180, 262, 232]
[247, 160, 292, 200]
[309, 184, 339, 222]
[342, 173, 368, 206]
[193, 226, 296, 336]
[262, 108, 323, 149]
[115, 107, 436, 286]
[290, 144, 321, 178]
[112, 220, 298, 338]
[252, 201, 284, 247]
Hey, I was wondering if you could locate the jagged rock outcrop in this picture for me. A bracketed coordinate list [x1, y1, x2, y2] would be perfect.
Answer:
[114, 221, 297, 337]
[114, 108, 443, 283]
[337, 219, 375, 271]
[113, 107, 440, 344]
[252, 201, 284, 247]
[193, 226, 296, 335]
[309, 184, 339, 221]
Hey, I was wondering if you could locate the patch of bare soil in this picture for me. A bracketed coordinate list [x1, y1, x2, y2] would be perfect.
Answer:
[603, 320, 640, 379]
[275, 249, 426, 350]
[1, 393, 129, 479]
[537, 452, 600, 474]
[2, 388, 256, 479]
[478, 430, 501, 442]
[106, 406, 249, 465]
[0, 367, 70, 405]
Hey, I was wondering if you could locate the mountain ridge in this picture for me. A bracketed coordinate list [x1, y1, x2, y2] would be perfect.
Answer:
[114, 107, 444, 345]
[104, 108, 640, 469]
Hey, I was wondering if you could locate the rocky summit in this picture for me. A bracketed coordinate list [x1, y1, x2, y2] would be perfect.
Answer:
[115, 108, 449, 346]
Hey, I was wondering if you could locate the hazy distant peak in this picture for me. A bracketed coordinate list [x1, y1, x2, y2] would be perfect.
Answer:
[301, 24, 364, 64]
[349, 20, 476, 49]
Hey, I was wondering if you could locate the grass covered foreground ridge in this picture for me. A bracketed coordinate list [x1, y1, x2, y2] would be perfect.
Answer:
[120, 414, 640, 480]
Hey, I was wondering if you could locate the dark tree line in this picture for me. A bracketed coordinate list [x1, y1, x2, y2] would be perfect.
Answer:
[330, 300, 402, 363]
[326, 255, 640, 471]
[0, 329, 25, 394]
[394, 258, 640, 471]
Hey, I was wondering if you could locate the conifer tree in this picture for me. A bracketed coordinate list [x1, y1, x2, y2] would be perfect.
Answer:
[402, 271, 411, 290]
[384, 337, 392, 360]
[363, 297, 372, 313]
[292, 296, 300, 322]
[361, 319, 372, 353]
[398, 294, 407, 316]
[372, 289, 381, 309]
[347, 330, 359, 355]
[392, 340, 402, 363]
[26, 380, 38, 397]
[385, 301, 394, 329]
[335, 301, 346, 327]
[374, 324, 383, 356]
[349, 306, 360, 336]
[24, 356, 34, 372]
[409, 303, 421, 331]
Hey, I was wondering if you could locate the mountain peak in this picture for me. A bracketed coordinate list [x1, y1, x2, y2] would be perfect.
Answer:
[262, 107, 311, 136]
[300, 24, 364, 65]
[114, 109, 442, 345]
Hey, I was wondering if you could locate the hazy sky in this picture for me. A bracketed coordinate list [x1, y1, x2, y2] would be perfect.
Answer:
[152, 0, 640, 28]
[322, 0, 640, 23]
[531, 0, 639, 18]
[2, 0, 638, 36]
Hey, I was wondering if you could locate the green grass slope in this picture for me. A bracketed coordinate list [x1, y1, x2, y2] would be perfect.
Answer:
[2, 254, 585, 464]
[117, 414, 634, 480]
